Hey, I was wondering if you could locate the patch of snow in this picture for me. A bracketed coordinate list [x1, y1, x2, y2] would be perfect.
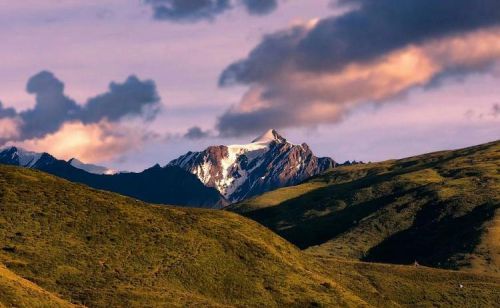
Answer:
[69, 158, 116, 175]
[7, 147, 43, 167]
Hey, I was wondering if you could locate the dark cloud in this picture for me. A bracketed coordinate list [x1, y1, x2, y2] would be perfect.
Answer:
[221, 0, 500, 84]
[81, 75, 160, 124]
[492, 103, 500, 117]
[145, 0, 277, 22]
[184, 126, 211, 139]
[296, 0, 500, 72]
[242, 0, 277, 15]
[145, 0, 231, 22]
[20, 71, 81, 139]
[0, 102, 17, 118]
[0, 71, 161, 143]
[217, 0, 500, 136]
[217, 106, 306, 137]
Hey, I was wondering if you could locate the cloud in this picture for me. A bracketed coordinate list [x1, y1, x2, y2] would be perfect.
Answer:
[241, 0, 277, 15]
[0, 71, 161, 142]
[184, 126, 211, 139]
[145, 0, 278, 22]
[80, 75, 160, 124]
[0, 117, 22, 142]
[20, 71, 81, 140]
[0, 102, 17, 118]
[492, 103, 500, 117]
[16, 121, 152, 163]
[217, 0, 500, 136]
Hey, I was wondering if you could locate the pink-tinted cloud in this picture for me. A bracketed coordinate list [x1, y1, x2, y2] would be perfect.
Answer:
[0, 117, 22, 140]
[15, 120, 153, 163]
[217, 24, 500, 136]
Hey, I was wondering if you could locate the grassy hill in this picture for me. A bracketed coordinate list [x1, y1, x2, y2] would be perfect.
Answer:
[0, 164, 499, 307]
[230, 140, 500, 274]
[0, 264, 76, 307]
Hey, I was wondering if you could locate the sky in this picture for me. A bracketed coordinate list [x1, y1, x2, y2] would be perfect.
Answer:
[0, 0, 498, 171]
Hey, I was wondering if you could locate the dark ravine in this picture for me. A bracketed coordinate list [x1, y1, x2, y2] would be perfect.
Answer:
[169, 129, 336, 202]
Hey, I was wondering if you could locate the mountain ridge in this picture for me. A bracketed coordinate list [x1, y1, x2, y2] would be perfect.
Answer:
[169, 129, 336, 202]
[0, 147, 226, 208]
[230, 140, 500, 274]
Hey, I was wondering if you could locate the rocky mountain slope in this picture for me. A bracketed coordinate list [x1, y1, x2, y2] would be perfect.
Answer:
[169, 129, 335, 202]
[0, 146, 113, 175]
[0, 164, 498, 307]
[0, 147, 225, 208]
[230, 140, 500, 275]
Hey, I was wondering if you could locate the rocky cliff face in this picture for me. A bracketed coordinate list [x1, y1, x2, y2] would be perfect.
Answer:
[169, 129, 336, 202]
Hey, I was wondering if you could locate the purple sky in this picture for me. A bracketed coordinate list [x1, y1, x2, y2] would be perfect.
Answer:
[0, 0, 498, 171]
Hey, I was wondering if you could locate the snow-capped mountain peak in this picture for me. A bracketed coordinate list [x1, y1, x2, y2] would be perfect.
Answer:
[0, 146, 43, 167]
[0, 146, 115, 175]
[169, 130, 336, 203]
[251, 129, 287, 144]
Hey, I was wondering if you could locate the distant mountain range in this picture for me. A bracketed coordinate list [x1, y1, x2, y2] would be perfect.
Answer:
[0, 147, 114, 175]
[0, 147, 225, 208]
[0, 129, 337, 207]
[169, 129, 336, 202]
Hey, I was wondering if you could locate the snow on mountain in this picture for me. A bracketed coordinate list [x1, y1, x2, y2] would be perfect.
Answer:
[68, 158, 116, 175]
[0, 146, 114, 175]
[168, 129, 336, 203]
[0, 146, 43, 167]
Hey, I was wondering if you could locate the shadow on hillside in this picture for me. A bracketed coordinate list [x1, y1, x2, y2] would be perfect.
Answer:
[363, 202, 497, 269]
[241, 143, 494, 250]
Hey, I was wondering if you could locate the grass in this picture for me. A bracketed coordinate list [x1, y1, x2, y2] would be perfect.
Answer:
[230, 140, 500, 274]
[317, 256, 500, 307]
[0, 264, 75, 307]
[0, 165, 363, 307]
[0, 160, 499, 306]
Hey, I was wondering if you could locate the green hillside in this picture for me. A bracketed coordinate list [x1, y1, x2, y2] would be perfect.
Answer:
[0, 164, 499, 307]
[231, 140, 500, 274]
[0, 164, 366, 307]
[0, 264, 76, 307]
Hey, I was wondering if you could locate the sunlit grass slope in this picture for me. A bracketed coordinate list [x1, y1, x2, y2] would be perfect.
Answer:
[0, 164, 499, 307]
[0, 263, 76, 307]
[0, 164, 365, 307]
[317, 257, 500, 307]
[231, 140, 500, 274]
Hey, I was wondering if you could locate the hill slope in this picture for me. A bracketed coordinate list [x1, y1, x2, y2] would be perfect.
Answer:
[38, 160, 226, 208]
[230, 140, 500, 274]
[0, 165, 498, 307]
[0, 264, 76, 307]
[0, 164, 363, 307]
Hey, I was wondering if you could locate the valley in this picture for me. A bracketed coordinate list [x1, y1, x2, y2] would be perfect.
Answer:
[0, 163, 498, 307]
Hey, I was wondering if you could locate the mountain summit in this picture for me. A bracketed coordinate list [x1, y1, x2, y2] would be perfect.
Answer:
[252, 129, 287, 144]
[169, 129, 336, 202]
[0, 146, 113, 175]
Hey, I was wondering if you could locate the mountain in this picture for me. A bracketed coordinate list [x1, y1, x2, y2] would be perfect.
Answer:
[0, 147, 225, 208]
[230, 140, 500, 275]
[1, 164, 499, 307]
[0, 146, 43, 168]
[68, 158, 115, 175]
[169, 129, 336, 202]
[40, 162, 226, 208]
[0, 146, 112, 175]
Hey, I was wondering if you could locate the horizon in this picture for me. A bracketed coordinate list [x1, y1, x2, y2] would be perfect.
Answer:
[0, 0, 499, 172]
